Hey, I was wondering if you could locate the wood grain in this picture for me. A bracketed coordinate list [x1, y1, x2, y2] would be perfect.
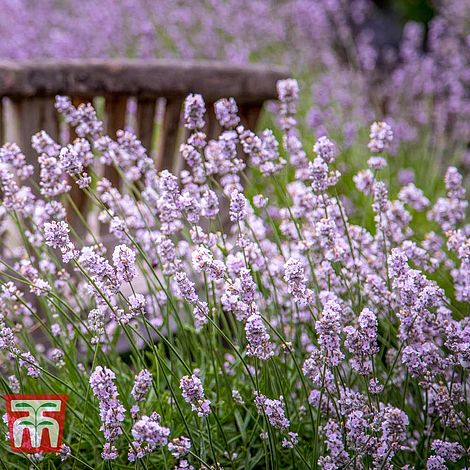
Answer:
[0, 59, 288, 104]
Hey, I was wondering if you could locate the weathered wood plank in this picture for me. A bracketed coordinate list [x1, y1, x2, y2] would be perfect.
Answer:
[206, 103, 222, 140]
[239, 103, 263, 131]
[99, 95, 127, 235]
[136, 97, 156, 154]
[66, 96, 90, 238]
[41, 96, 60, 140]
[0, 98, 4, 145]
[0, 59, 289, 104]
[9, 97, 61, 176]
[157, 98, 183, 172]
[104, 94, 127, 187]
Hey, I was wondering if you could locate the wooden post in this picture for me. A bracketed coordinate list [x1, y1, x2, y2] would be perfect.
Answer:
[67, 96, 91, 238]
[206, 102, 222, 141]
[136, 97, 157, 155]
[97, 95, 128, 235]
[104, 95, 128, 186]
[239, 103, 263, 131]
[0, 98, 4, 145]
[157, 98, 183, 173]
[9, 97, 60, 177]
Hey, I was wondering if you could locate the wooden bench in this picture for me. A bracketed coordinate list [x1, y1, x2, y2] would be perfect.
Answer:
[0, 60, 290, 345]
[0, 59, 288, 171]
[0, 59, 288, 239]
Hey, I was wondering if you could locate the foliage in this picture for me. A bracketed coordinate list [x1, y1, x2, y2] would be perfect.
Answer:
[0, 81, 468, 468]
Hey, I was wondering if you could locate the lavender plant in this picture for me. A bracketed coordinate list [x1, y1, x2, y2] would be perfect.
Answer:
[0, 80, 468, 469]
[2, 0, 469, 163]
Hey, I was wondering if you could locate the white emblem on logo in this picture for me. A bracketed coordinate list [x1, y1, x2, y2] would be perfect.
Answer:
[11, 399, 62, 448]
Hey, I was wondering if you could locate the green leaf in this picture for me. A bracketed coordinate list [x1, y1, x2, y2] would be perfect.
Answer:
[38, 421, 55, 426]
[38, 402, 58, 408]
[17, 420, 34, 426]
[15, 403, 34, 408]
[234, 410, 246, 442]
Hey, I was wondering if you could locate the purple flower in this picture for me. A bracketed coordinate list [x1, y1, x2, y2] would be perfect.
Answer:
[426, 455, 447, 469]
[38, 153, 70, 197]
[431, 439, 464, 462]
[315, 299, 344, 367]
[398, 183, 430, 211]
[200, 189, 219, 218]
[214, 98, 240, 128]
[284, 258, 314, 305]
[313, 136, 337, 164]
[372, 181, 389, 214]
[253, 194, 268, 208]
[32, 131, 60, 158]
[128, 412, 170, 461]
[101, 442, 118, 461]
[245, 313, 275, 360]
[354, 169, 375, 195]
[277, 78, 299, 127]
[222, 267, 257, 321]
[59, 138, 93, 181]
[428, 166, 467, 230]
[368, 378, 383, 394]
[398, 169, 415, 185]
[229, 189, 247, 222]
[19, 352, 41, 378]
[316, 217, 343, 261]
[174, 460, 194, 470]
[367, 156, 387, 170]
[309, 156, 329, 192]
[17, 259, 50, 295]
[128, 293, 146, 315]
[175, 270, 208, 329]
[90, 366, 125, 459]
[43, 221, 77, 263]
[192, 302, 209, 330]
[112, 245, 137, 284]
[168, 436, 192, 458]
[180, 144, 202, 170]
[191, 246, 226, 280]
[74, 102, 104, 139]
[282, 431, 298, 448]
[59, 444, 71, 461]
[1, 142, 34, 180]
[184, 94, 206, 130]
[344, 308, 379, 375]
[90, 366, 118, 401]
[377, 406, 408, 460]
[55, 96, 77, 124]
[175, 271, 198, 304]
[368, 121, 393, 153]
[98, 398, 125, 441]
[319, 420, 349, 468]
[303, 348, 334, 391]
[8, 375, 20, 393]
[0, 164, 35, 214]
[132, 369, 153, 402]
[180, 373, 211, 417]
[254, 393, 290, 430]
[0, 319, 16, 352]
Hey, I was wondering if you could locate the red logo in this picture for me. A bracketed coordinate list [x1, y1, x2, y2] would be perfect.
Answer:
[3, 394, 68, 453]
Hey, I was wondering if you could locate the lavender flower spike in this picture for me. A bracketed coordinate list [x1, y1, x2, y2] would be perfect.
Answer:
[180, 373, 211, 417]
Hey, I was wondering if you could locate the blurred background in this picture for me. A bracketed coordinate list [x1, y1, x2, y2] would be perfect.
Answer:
[0, 0, 468, 184]
[0, 1, 444, 62]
